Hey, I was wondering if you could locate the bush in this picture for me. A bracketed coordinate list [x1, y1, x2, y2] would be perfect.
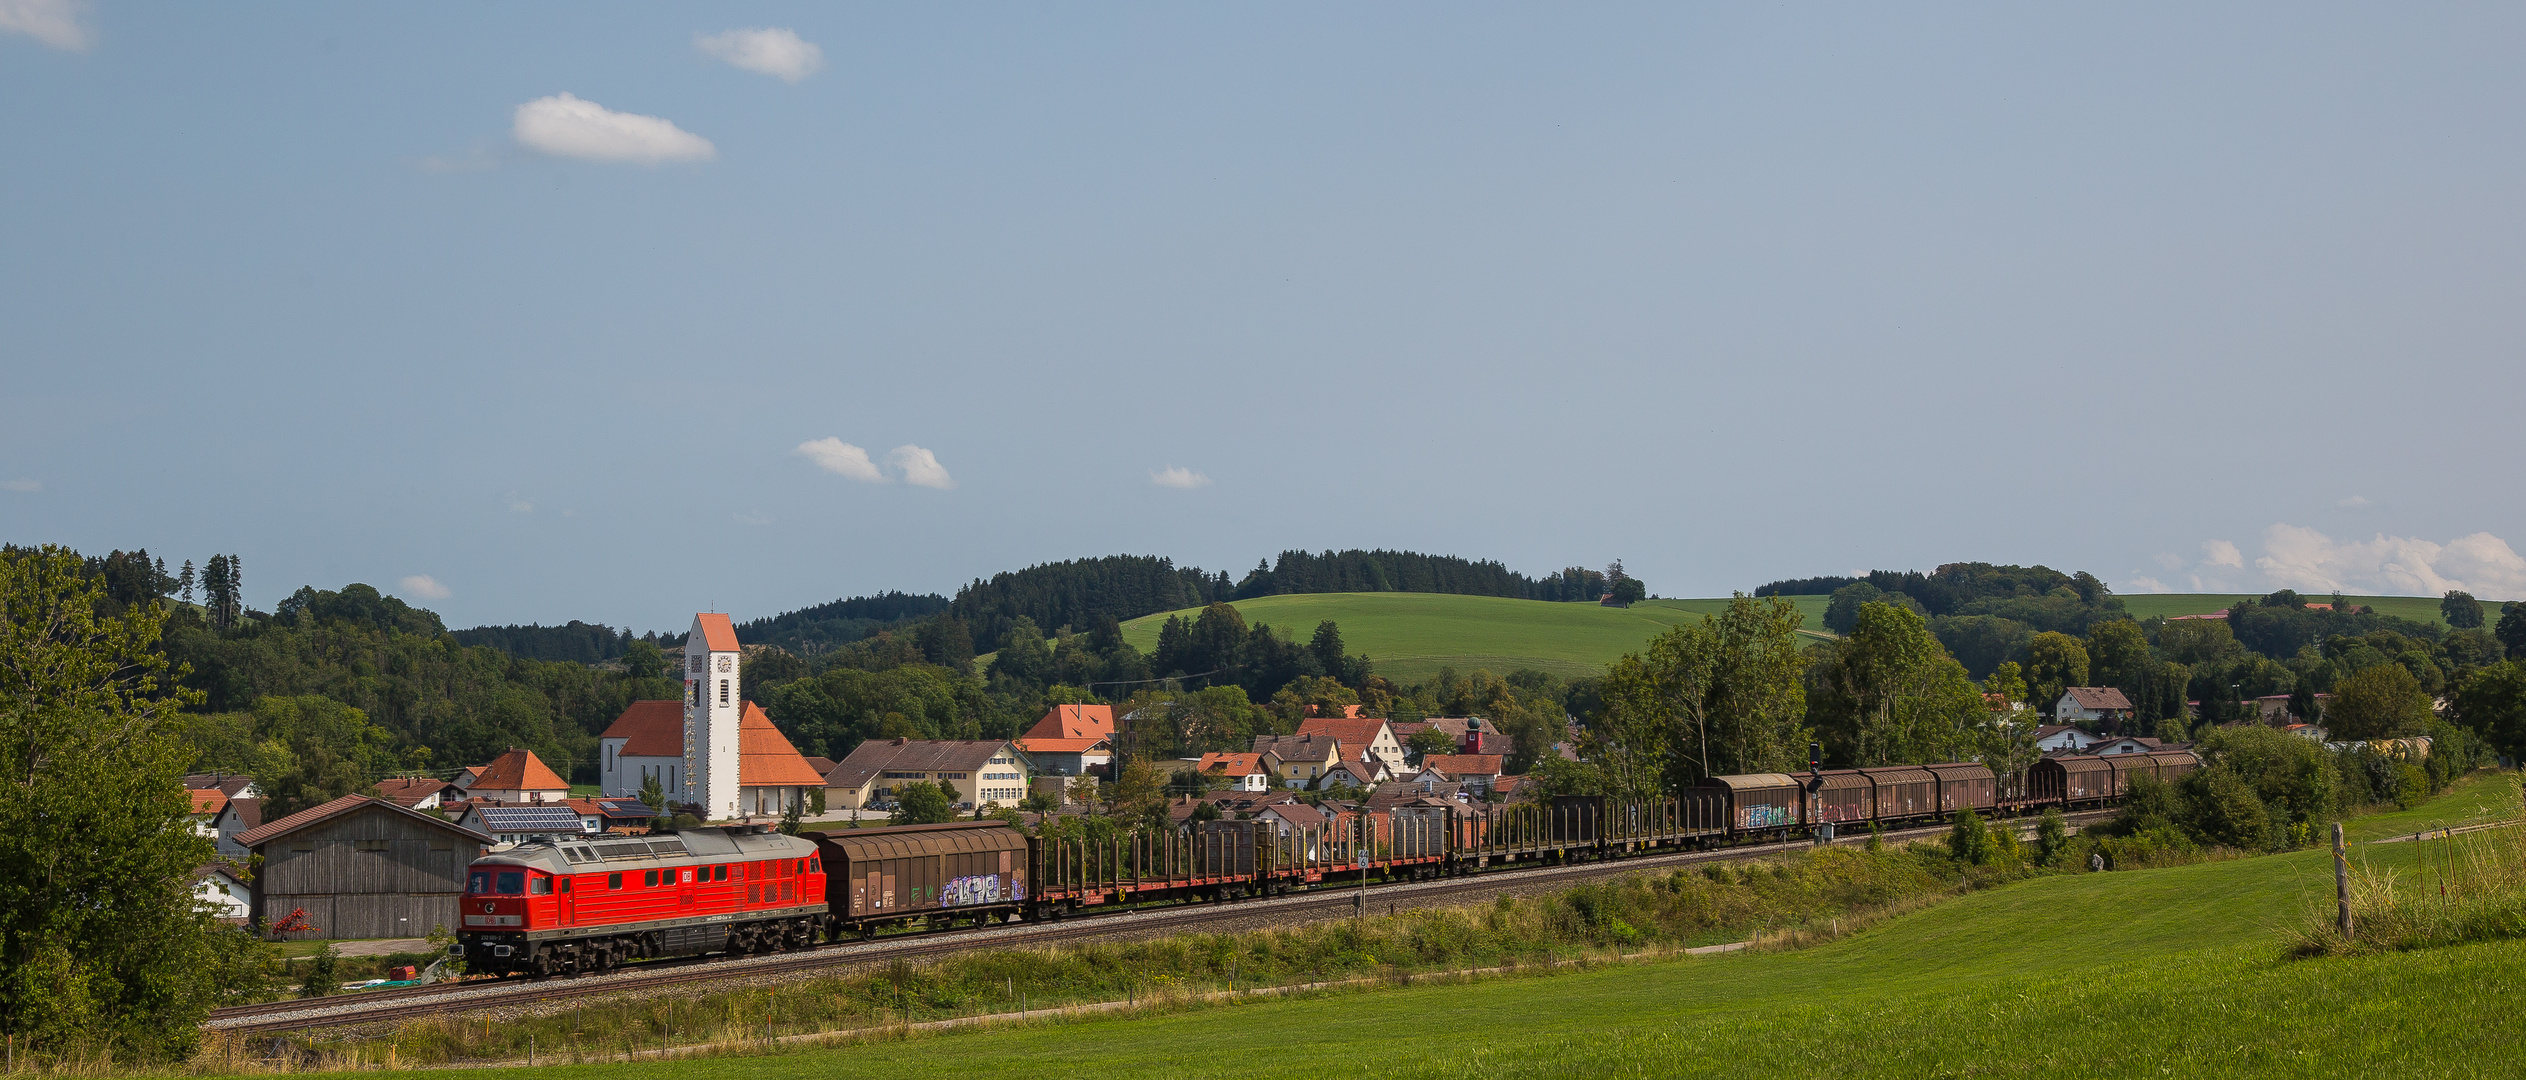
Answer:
[2036, 808, 2069, 866]
[299, 943, 339, 998]
[1946, 809, 1992, 866]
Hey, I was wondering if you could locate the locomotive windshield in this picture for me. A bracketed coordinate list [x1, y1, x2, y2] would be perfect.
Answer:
[467, 871, 527, 895]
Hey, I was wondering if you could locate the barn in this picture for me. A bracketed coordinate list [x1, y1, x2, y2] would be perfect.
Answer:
[235, 794, 494, 940]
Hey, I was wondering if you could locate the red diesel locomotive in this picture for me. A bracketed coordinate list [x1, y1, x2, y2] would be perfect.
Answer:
[453, 823, 825, 977]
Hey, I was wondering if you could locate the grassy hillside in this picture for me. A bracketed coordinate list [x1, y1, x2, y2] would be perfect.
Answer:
[1117, 593, 1831, 685]
[2116, 592, 2505, 626]
[502, 774, 2519, 1080]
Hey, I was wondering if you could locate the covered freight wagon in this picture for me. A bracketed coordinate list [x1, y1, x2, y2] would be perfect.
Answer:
[1806, 770, 1874, 824]
[1698, 774, 1801, 832]
[2029, 755, 2117, 804]
[1925, 763, 1997, 814]
[1859, 766, 1939, 820]
[806, 821, 1029, 933]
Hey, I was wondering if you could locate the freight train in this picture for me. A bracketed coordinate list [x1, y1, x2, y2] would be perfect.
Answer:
[451, 748, 2195, 976]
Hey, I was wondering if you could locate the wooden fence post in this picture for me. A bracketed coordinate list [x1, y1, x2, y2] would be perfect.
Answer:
[2333, 822, 2354, 940]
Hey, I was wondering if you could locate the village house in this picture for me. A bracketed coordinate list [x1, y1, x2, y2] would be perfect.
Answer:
[1195, 752, 1274, 792]
[1322, 757, 1387, 789]
[1252, 733, 1345, 787]
[457, 804, 591, 845]
[462, 748, 572, 804]
[1015, 704, 1115, 787]
[2033, 725, 2103, 753]
[824, 739, 1033, 810]
[188, 788, 227, 842]
[2085, 736, 2165, 756]
[2056, 687, 2136, 731]
[210, 798, 264, 858]
[193, 864, 252, 923]
[1294, 716, 1407, 773]
[373, 777, 466, 810]
[1409, 753, 1506, 797]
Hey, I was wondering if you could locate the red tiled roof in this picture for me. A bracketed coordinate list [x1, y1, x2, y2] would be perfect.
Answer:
[372, 778, 460, 807]
[694, 613, 740, 653]
[602, 700, 685, 756]
[234, 794, 492, 849]
[1424, 757, 1495, 782]
[1024, 704, 1116, 742]
[1197, 752, 1268, 776]
[470, 748, 570, 793]
[190, 789, 228, 815]
[1017, 737, 1108, 753]
[1295, 718, 1392, 754]
[739, 702, 829, 786]
[2061, 687, 2136, 712]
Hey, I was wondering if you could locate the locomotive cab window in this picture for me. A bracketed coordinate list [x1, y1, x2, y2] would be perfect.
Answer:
[808, 857, 820, 874]
[489, 871, 524, 894]
[559, 878, 572, 893]
[529, 876, 553, 895]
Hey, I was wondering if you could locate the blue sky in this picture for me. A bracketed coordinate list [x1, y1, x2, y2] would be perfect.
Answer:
[5, 2, 2524, 631]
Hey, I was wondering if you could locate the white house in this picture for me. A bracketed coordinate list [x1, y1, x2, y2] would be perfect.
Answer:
[462, 747, 571, 805]
[2056, 687, 2136, 730]
[2086, 736, 2165, 756]
[193, 865, 252, 922]
[1196, 752, 1274, 792]
[2033, 725, 2102, 753]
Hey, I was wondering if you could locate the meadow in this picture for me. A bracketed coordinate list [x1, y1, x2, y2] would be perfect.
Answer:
[366, 774, 2520, 1080]
[1116, 590, 2491, 686]
[1117, 593, 1727, 684]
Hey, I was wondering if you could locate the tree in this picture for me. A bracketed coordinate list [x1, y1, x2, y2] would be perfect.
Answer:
[1404, 727, 1457, 762]
[0, 546, 261, 1059]
[1591, 595, 1806, 797]
[892, 780, 954, 825]
[2083, 619, 2151, 701]
[200, 553, 241, 632]
[623, 639, 667, 679]
[638, 774, 667, 814]
[2452, 661, 2526, 763]
[2326, 663, 2431, 740]
[2443, 591, 2485, 630]
[1822, 582, 1883, 636]
[1810, 602, 1986, 767]
[2021, 632, 2091, 717]
[1099, 758, 1168, 828]
[2498, 603, 2526, 659]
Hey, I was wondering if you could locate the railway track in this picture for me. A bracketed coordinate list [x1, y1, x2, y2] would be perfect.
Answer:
[211, 809, 2110, 1034]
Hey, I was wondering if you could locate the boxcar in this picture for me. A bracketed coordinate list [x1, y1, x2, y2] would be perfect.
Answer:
[1859, 766, 1939, 821]
[1698, 774, 1802, 833]
[1925, 763, 1997, 814]
[806, 821, 1030, 934]
[2029, 755, 2117, 805]
[2148, 748, 2200, 781]
[1808, 770, 1874, 825]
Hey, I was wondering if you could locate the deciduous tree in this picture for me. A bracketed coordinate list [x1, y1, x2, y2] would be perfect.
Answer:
[0, 546, 262, 1059]
[2325, 663, 2431, 740]
[2022, 632, 2091, 716]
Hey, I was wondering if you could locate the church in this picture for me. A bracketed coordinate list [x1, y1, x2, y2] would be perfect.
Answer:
[598, 613, 826, 821]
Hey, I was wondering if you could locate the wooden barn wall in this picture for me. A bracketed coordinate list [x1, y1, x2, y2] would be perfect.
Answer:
[255, 807, 486, 940]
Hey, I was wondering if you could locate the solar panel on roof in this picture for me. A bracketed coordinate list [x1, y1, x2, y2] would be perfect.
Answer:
[475, 806, 587, 832]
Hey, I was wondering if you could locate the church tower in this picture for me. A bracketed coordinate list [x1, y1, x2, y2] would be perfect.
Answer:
[683, 613, 743, 821]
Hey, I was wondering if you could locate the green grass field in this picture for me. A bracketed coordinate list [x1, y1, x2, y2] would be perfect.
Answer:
[1117, 593, 1829, 685]
[424, 774, 2522, 1080]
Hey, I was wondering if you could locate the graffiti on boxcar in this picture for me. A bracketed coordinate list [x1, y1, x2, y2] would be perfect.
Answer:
[942, 874, 1008, 906]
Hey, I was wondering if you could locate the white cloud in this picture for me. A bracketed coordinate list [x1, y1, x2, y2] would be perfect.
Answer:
[1151, 466, 1211, 489]
[504, 491, 534, 513]
[512, 93, 715, 164]
[795, 438, 886, 482]
[2201, 540, 2244, 569]
[888, 445, 955, 489]
[1, 479, 39, 493]
[2338, 495, 2371, 509]
[398, 574, 452, 601]
[696, 27, 823, 83]
[2125, 575, 2173, 594]
[2254, 524, 2526, 598]
[2152, 551, 2185, 570]
[0, 0, 91, 52]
